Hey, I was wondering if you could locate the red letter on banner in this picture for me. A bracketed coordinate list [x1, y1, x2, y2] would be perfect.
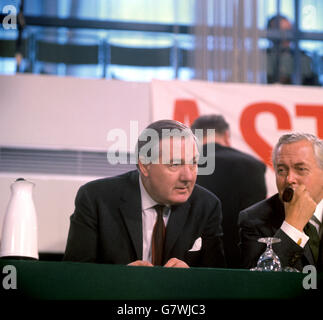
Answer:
[173, 99, 200, 126]
[240, 102, 292, 168]
[295, 105, 323, 138]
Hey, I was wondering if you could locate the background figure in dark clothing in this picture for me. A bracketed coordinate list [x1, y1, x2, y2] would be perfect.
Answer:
[191, 115, 267, 268]
[266, 15, 318, 85]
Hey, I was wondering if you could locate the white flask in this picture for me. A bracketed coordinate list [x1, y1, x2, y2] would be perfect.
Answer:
[0, 178, 38, 259]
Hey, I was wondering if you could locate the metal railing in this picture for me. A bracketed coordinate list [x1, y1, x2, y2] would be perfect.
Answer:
[1, 13, 323, 83]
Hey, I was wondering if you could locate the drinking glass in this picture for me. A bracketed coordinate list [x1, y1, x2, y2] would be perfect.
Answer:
[282, 266, 300, 272]
[251, 237, 282, 271]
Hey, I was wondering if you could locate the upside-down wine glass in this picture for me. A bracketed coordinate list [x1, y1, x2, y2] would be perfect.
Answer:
[251, 237, 282, 271]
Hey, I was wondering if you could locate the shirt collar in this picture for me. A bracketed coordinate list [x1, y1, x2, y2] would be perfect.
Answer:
[314, 199, 323, 223]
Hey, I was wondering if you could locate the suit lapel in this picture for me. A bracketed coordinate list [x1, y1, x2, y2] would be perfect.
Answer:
[119, 171, 143, 260]
[303, 226, 323, 267]
[318, 237, 323, 271]
[304, 243, 315, 265]
[163, 201, 191, 262]
[271, 194, 285, 231]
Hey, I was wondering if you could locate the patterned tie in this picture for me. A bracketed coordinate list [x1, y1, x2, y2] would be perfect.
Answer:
[304, 216, 321, 264]
[151, 205, 166, 266]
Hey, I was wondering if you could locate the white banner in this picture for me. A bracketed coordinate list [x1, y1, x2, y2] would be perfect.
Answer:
[151, 79, 323, 196]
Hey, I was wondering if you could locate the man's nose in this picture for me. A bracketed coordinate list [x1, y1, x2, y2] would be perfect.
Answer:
[286, 170, 298, 185]
[180, 165, 195, 181]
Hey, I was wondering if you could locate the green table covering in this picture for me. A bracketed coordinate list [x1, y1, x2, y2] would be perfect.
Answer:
[0, 259, 322, 300]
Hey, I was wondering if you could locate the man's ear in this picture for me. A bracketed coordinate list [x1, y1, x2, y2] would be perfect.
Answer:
[224, 130, 231, 147]
[138, 160, 150, 177]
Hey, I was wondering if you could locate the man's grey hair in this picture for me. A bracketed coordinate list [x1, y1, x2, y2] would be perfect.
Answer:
[135, 119, 198, 166]
[272, 133, 323, 169]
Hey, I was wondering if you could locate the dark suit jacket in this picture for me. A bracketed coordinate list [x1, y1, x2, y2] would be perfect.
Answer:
[239, 194, 323, 271]
[63, 170, 226, 268]
[196, 143, 267, 268]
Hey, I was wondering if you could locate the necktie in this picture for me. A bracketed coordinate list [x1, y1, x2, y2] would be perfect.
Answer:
[304, 217, 321, 264]
[152, 205, 165, 266]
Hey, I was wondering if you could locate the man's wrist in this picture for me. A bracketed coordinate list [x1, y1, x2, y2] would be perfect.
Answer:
[284, 217, 306, 232]
[281, 220, 309, 248]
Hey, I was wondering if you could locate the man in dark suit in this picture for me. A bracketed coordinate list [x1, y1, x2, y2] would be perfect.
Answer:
[266, 15, 318, 85]
[64, 119, 226, 268]
[239, 133, 323, 271]
[191, 115, 267, 268]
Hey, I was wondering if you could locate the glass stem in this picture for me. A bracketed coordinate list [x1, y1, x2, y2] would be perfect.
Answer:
[267, 241, 273, 253]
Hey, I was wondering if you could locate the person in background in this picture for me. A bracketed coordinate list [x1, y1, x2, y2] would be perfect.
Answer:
[191, 115, 267, 268]
[239, 133, 323, 271]
[64, 119, 226, 268]
[266, 14, 318, 85]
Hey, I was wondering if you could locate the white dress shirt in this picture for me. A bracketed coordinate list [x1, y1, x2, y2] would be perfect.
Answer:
[139, 175, 170, 262]
[281, 199, 323, 248]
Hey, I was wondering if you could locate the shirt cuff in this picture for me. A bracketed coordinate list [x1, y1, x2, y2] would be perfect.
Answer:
[280, 221, 309, 248]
